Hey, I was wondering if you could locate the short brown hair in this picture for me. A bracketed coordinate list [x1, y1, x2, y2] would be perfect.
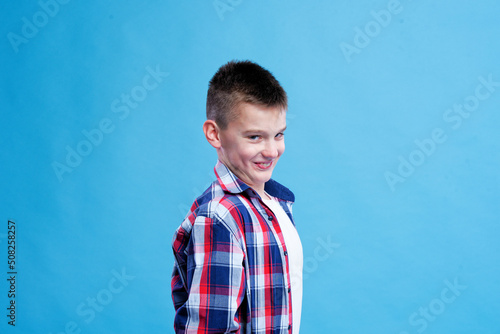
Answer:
[206, 60, 288, 129]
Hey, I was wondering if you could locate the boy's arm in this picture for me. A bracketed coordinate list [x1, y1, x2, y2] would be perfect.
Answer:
[174, 215, 246, 333]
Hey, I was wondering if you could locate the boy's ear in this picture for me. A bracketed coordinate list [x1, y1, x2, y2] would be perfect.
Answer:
[203, 120, 222, 149]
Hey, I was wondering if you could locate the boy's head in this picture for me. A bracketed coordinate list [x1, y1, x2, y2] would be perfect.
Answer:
[206, 60, 288, 130]
[203, 60, 288, 198]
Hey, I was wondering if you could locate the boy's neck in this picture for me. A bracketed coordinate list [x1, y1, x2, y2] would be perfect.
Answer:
[255, 187, 271, 200]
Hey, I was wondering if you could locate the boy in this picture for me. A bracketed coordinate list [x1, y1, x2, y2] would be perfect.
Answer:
[171, 60, 303, 333]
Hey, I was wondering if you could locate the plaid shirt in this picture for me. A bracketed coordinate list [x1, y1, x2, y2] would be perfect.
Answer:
[172, 160, 296, 333]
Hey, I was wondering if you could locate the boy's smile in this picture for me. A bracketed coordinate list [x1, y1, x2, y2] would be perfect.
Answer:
[208, 103, 287, 199]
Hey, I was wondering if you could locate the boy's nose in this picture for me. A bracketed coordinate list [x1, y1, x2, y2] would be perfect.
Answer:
[262, 141, 279, 158]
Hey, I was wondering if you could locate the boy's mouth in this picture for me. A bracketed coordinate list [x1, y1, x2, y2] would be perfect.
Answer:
[254, 161, 273, 170]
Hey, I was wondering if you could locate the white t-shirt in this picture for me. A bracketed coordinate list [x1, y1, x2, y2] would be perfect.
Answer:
[262, 194, 303, 334]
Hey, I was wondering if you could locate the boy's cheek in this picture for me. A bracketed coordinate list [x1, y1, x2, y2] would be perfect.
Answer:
[278, 143, 285, 155]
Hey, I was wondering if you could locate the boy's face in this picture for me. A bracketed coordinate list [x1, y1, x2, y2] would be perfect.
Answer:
[217, 103, 287, 194]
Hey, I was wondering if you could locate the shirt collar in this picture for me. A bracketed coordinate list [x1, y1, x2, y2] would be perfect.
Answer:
[214, 160, 295, 203]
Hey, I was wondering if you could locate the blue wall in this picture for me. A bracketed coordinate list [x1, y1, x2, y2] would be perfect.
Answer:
[1, 1, 499, 333]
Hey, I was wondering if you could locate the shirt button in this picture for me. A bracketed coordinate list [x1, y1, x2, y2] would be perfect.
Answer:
[288, 287, 291, 293]
[268, 215, 273, 221]
[288, 325, 291, 330]
[284, 251, 288, 256]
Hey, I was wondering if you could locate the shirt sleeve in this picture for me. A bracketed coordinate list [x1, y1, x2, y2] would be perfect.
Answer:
[174, 215, 247, 333]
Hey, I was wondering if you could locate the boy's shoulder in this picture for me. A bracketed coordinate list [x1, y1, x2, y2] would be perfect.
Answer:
[188, 179, 250, 221]
[187, 176, 295, 227]
[179, 161, 294, 233]
[177, 179, 252, 242]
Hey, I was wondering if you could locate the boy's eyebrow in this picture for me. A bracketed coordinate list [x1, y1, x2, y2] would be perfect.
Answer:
[242, 126, 287, 135]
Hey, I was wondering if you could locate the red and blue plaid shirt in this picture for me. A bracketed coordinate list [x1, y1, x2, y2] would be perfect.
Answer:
[172, 160, 296, 333]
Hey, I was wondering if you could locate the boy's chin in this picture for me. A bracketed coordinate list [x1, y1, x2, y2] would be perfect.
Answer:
[257, 173, 273, 184]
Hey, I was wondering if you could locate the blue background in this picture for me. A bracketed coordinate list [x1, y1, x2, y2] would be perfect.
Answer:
[1, 0, 499, 333]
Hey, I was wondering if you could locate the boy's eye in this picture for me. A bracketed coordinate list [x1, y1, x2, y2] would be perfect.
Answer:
[275, 132, 284, 139]
[248, 135, 260, 140]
